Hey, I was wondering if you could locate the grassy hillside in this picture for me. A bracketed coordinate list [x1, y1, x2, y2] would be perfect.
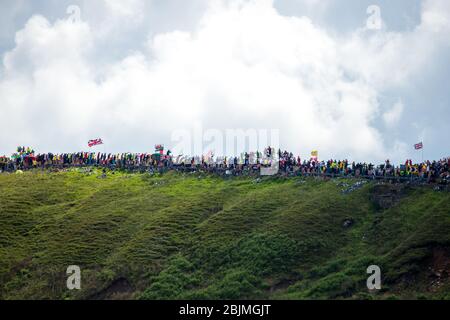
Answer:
[0, 169, 449, 300]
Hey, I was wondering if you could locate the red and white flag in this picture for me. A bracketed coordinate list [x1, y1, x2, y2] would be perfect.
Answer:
[88, 138, 103, 147]
[414, 142, 423, 150]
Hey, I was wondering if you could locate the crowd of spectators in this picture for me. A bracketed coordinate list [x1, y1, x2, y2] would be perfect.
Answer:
[1, 146, 449, 184]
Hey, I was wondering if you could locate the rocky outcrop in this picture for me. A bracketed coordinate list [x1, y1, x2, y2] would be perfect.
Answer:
[370, 184, 406, 210]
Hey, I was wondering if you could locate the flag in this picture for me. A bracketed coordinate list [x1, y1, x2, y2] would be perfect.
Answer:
[311, 150, 318, 157]
[414, 142, 423, 150]
[88, 139, 103, 147]
[155, 144, 164, 155]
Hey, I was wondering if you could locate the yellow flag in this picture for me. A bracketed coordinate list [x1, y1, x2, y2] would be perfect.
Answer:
[311, 150, 318, 157]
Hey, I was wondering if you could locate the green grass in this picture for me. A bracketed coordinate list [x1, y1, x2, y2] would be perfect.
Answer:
[0, 170, 448, 300]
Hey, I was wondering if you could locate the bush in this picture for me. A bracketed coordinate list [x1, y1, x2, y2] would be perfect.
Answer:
[202, 269, 263, 300]
[140, 255, 200, 300]
[306, 273, 356, 299]
[230, 233, 302, 276]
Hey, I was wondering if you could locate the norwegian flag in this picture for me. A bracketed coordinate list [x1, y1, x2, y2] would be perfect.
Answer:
[88, 138, 103, 147]
[414, 142, 423, 150]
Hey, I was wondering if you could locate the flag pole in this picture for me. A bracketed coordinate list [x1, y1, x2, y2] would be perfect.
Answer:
[422, 144, 424, 163]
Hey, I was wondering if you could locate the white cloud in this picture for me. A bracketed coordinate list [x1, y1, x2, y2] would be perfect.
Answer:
[3, 15, 93, 75]
[79, 0, 147, 40]
[383, 100, 404, 128]
[420, 0, 450, 33]
[0, 0, 449, 162]
[103, 0, 146, 18]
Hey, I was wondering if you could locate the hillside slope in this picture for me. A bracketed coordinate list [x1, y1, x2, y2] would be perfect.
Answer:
[0, 170, 449, 300]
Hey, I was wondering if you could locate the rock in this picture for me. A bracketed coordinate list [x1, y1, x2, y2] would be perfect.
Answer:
[370, 184, 405, 210]
[342, 218, 354, 228]
[342, 180, 367, 194]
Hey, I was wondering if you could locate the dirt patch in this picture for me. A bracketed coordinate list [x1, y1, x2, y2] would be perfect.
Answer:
[9, 256, 33, 278]
[427, 247, 450, 292]
[395, 246, 450, 294]
[89, 277, 134, 300]
[269, 279, 296, 293]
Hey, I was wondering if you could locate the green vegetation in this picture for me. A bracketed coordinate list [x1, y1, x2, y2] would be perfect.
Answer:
[0, 170, 449, 300]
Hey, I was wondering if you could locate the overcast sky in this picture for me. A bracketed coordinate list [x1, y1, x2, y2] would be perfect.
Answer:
[0, 0, 449, 163]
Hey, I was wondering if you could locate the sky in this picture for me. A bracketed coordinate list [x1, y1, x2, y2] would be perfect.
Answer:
[0, 0, 449, 163]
